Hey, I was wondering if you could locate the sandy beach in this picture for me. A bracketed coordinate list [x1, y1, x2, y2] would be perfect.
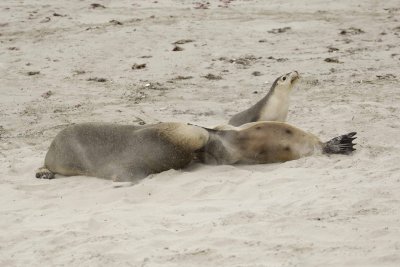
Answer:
[1, 0, 400, 266]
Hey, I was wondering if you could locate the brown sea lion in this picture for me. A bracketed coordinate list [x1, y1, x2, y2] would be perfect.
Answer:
[36, 122, 209, 181]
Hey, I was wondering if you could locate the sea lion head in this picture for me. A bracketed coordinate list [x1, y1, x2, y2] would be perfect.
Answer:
[270, 71, 299, 92]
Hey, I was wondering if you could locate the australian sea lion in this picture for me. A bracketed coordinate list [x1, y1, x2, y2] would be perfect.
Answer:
[35, 122, 209, 181]
[228, 71, 299, 126]
[36, 121, 356, 181]
[196, 121, 356, 165]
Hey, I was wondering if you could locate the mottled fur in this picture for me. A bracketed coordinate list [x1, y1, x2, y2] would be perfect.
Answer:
[198, 121, 322, 165]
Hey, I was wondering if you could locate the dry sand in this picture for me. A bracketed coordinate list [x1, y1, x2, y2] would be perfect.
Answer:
[1, 0, 400, 266]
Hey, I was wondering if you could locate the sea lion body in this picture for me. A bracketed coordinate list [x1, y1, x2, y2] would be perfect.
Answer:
[37, 122, 209, 181]
[197, 121, 356, 165]
[228, 71, 299, 126]
[36, 122, 356, 181]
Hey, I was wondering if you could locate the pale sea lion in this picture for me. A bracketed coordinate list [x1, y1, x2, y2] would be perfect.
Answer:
[196, 121, 356, 165]
[36, 122, 209, 181]
[228, 71, 299, 126]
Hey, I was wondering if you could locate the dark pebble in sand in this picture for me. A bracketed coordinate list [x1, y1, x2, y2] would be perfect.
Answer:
[110, 19, 123, 25]
[53, 13, 66, 17]
[173, 39, 194, 45]
[203, 73, 222, 80]
[339, 27, 365, 35]
[268, 27, 291, 34]
[327, 46, 339, 52]
[172, 46, 184, 51]
[132, 63, 147, 70]
[90, 3, 106, 9]
[27, 71, 40, 76]
[41, 90, 53, 99]
[173, 75, 193, 80]
[324, 57, 341, 63]
[87, 77, 107, 82]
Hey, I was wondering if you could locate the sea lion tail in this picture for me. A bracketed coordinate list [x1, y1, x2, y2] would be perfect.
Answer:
[322, 132, 357, 155]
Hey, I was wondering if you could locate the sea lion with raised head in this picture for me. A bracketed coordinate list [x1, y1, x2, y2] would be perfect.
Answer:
[228, 71, 299, 126]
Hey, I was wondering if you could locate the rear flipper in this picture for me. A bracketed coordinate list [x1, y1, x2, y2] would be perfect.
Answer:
[35, 167, 55, 179]
[323, 132, 357, 155]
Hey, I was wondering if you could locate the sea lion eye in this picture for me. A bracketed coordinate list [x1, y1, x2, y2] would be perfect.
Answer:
[282, 76, 286, 81]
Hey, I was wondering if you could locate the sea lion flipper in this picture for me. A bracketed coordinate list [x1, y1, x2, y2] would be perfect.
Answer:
[322, 132, 357, 155]
[35, 167, 55, 179]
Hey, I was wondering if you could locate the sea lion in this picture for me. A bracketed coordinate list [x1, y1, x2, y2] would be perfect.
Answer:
[35, 122, 209, 181]
[36, 121, 356, 181]
[196, 121, 356, 165]
[228, 71, 299, 126]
